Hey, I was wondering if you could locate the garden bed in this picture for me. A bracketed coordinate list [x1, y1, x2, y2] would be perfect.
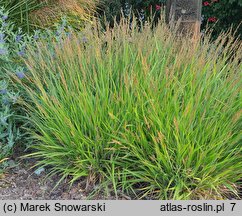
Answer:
[0, 159, 127, 200]
[1, 158, 241, 200]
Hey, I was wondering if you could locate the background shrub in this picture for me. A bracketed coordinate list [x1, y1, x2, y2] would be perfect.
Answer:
[97, 0, 166, 27]
[202, 0, 242, 38]
[29, 0, 98, 30]
[21, 19, 242, 199]
[98, 0, 242, 38]
[0, 0, 99, 33]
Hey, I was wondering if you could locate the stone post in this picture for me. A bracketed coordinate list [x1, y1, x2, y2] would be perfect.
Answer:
[166, 0, 202, 38]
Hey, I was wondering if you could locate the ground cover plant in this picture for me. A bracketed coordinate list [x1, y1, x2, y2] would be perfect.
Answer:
[17, 17, 242, 199]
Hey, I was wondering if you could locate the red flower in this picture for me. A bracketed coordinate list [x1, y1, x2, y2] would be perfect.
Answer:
[208, 17, 217, 22]
[203, 1, 210, 6]
[155, 4, 161, 11]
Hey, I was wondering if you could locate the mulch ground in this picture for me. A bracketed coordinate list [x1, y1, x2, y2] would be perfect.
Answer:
[0, 159, 241, 200]
[0, 159, 126, 200]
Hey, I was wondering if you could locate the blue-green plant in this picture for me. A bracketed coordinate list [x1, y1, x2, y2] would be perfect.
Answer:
[0, 8, 24, 167]
[0, 80, 20, 160]
[0, 6, 72, 170]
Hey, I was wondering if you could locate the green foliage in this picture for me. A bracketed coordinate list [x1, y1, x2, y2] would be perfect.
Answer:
[21, 19, 242, 199]
[227, 0, 242, 6]
[202, 0, 242, 38]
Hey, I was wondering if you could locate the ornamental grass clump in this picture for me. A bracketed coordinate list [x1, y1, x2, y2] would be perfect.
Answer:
[20, 18, 242, 199]
[30, 0, 99, 30]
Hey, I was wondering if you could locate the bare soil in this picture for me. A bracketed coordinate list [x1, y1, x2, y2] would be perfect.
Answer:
[0, 159, 125, 200]
[0, 159, 241, 200]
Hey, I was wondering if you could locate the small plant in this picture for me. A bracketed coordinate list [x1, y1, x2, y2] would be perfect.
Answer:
[0, 7, 25, 166]
[0, 80, 20, 161]
[20, 17, 242, 199]
[0, 6, 72, 170]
